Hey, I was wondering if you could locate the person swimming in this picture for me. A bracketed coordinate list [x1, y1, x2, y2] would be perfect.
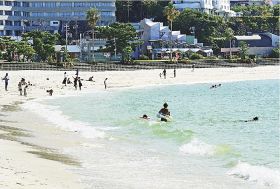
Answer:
[244, 117, 259, 122]
[158, 103, 171, 122]
[140, 114, 150, 120]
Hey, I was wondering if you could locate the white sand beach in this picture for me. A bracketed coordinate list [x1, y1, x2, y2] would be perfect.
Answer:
[0, 66, 279, 189]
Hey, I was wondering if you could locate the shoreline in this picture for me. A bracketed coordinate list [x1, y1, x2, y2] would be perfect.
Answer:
[0, 66, 279, 189]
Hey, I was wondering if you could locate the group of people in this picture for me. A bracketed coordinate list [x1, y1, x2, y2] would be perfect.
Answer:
[210, 84, 222, 89]
[62, 72, 109, 90]
[160, 69, 176, 79]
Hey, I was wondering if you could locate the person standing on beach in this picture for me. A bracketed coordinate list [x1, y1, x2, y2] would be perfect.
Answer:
[76, 69, 79, 76]
[78, 77, 83, 90]
[104, 78, 108, 89]
[18, 81, 22, 95]
[73, 76, 78, 90]
[174, 68, 176, 78]
[163, 69, 166, 79]
[2, 73, 9, 91]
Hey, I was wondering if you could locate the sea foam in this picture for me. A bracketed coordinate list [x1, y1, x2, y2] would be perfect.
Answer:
[22, 101, 105, 139]
[227, 161, 280, 187]
[179, 138, 215, 156]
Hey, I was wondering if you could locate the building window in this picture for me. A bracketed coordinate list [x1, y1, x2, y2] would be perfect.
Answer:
[31, 2, 44, 7]
[14, 1, 21, 7]
[0, 10, 3, 15]
[60, 12, 72, 17]
[6, 30, 12, 35]
[14, 11, 21, 16]
[0, 1, 3, 5]
[101, 12, 114, 16]
[5, 20, 13, 26]
[0, 20, 3, 25]
[31, 12, 44, 17]
[15, 30, 21, 36]
[14, 21, 21, 26]
[74, 12, 85, 16]
[22, 2, 29, 7]
[45, 12, 57, 17]
[23, 11, 30, 17]
[45, 2, 56, 7]
[60, 2, 72, 7]
[0, 30, 4, 36]
[5, 11, 12, 16]
[4, 1, 12, 6]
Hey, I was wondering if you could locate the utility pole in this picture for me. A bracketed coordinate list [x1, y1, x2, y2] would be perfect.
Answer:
[65, 23, 69, 62]
[114, 37, 117, 58]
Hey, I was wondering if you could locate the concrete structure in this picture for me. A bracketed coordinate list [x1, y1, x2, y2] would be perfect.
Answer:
[173, 0, 232, 16]
[0, 0, 116, 36]
[221, 33, 279, 57]
[137, 18, 212, 59]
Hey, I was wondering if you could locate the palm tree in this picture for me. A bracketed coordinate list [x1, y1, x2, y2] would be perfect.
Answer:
[86, 8, 100, 62]
[224, 28, 234, 59]
[163, 2, 180, 61]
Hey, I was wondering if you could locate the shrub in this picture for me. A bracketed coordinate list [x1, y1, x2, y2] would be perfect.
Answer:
[270, 48, 280, 58]
[139, 55, 149, 60]
[189, 53, 204, 60]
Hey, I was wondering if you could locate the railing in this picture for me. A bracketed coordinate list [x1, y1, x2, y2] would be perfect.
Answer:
[0, 59, 279, 72]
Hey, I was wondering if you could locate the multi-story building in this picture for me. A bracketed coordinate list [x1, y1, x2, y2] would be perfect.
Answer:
[0, 0, 116, 37]
[173, 0, 231, 16]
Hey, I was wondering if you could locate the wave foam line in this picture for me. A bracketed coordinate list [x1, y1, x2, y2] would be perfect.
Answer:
[22, 101, 105, 139]
[227, 161, 280, 187]
[179, 138, 215, 156]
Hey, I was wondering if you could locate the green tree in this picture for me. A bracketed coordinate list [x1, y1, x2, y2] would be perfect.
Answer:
[22, 31, 59, 62]
[239, 41, 249, 60]
[163, 2, 180, 61]
[224, 28, 234, 58]
[122, 46, 133, 63]
[86, 8, 101, 62]
[96, 23, 138, 60]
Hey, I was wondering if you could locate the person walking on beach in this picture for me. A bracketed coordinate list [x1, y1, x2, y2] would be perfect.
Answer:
[192, 64, 195, 72]
[78, 77, 83, 90]
[159, 73, 162, 78]
[174, 68, 176, 78]
[104, 78, 108, 90]
[163, 69, 166, 79]
[158, 103, 171, 122]
[2, 73, 9, 91]
[76, 69, 79, 76]
[62, 72, 67, 86]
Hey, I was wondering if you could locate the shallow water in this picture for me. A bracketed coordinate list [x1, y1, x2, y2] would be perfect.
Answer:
[24, 80, 280, 188]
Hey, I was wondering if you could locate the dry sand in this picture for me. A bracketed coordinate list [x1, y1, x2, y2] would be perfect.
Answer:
[0, 66, 279, 188]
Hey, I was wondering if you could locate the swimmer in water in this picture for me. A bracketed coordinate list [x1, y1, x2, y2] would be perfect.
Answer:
[244, 117, 259, 122]
[158, 103, 170, 122]
[140, 114, 150, 120]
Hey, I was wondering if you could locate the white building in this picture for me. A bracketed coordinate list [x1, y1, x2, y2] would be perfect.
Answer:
[173, 0, 232, 16]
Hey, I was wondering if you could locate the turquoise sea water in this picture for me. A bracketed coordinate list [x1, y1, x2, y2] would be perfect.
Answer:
[25, 79, 280, 188]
